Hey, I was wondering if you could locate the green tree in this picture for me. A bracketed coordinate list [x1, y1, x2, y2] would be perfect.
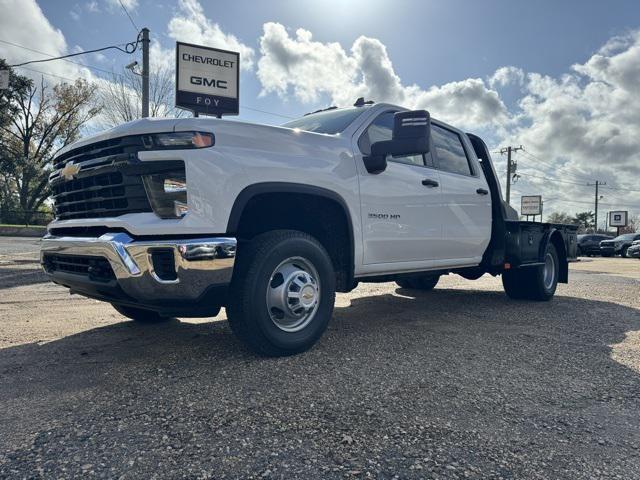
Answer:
[573, 211, 595, 233]
[0, 61, 102, 223]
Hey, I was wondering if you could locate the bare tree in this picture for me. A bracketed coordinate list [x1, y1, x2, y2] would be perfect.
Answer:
[99, 67, 184, 127]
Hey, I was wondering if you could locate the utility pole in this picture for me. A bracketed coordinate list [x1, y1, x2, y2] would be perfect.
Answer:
[141, 27, 150, 118]
[499, 145, 523, 205]
[587, 180, 606, 233]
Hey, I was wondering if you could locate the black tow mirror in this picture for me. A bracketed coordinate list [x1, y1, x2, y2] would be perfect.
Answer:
[363, 110, 431, 174]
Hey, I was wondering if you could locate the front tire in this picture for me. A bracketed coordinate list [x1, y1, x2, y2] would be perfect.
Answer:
[502, 243, 559, 301]
[112, 304, 168, 323]
[227, 230, 336, 356]
[621, 246, 629, 258]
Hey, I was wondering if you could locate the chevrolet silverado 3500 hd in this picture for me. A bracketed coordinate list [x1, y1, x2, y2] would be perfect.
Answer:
[41, 101, 577, 356]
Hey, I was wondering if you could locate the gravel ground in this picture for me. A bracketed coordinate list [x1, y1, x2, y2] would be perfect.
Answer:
[1, 237, 639, 479]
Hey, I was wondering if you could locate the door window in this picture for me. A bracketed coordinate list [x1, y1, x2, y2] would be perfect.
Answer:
[359, 112, 428, 167]
[432, 124, 473, 176]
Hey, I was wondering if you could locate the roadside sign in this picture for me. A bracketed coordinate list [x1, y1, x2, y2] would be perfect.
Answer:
[608, 210, 628, 227]
[0, 70, 9, 90]
[521, 195, 542, 216]
[175, 41, 239, 117]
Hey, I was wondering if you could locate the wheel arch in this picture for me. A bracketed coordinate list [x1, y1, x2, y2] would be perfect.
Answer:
[226, 182, 355, 292]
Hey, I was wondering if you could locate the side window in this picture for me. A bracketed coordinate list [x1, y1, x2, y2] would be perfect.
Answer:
[358, 112, 425, 167]
[432, 124, 473, 176]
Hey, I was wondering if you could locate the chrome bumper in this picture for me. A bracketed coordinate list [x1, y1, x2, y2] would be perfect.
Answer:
[40, 233, 236, 302]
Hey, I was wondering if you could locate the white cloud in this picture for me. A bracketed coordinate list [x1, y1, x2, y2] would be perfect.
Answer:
[257, 22, 508, 130]
[502, 31, 640, 217]
[167, 0, 254, 70]
[489, 66, 525, 88]
[0, 0, 93, 83]
[105, 0, 137, 11]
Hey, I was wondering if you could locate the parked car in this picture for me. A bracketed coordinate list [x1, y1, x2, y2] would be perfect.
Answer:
[576, 234, 613, 256]
[40, 102, 578, 356]
[600, 233, 640, 257]
[627, 240, 640, 259]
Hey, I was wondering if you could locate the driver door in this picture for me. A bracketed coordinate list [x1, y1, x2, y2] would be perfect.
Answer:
[355, 111, 446, 268]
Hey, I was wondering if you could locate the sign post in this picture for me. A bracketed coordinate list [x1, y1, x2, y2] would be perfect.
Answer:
[521, 195, 542, 221]
[175, 42, 239, 118]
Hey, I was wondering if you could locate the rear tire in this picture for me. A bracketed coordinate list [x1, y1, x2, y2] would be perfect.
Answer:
[621, 246, 629, 258]
[112, 304, 168, 323]
[227, 230, 336, 357]
[502, 243, 559, 301]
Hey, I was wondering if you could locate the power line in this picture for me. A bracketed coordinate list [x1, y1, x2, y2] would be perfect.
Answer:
[118, 0, 140, 33]
[7, 35, 141, 68]
[0, 38, 126, 78]
[241, 106, 295, 119]
[13, 65, 298, 121]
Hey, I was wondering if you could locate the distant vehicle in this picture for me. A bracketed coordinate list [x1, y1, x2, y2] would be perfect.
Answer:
[627, 240, 640, 259]
[600, 233, 640, 257]
[576, 234, 613, 256]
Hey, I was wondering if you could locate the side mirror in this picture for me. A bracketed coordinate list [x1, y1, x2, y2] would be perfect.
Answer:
[363, 110, 431, 174]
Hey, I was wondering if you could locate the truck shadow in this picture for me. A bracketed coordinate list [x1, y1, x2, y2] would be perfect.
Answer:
[1, 287, 639, 397]
[2, 287, 640, 476]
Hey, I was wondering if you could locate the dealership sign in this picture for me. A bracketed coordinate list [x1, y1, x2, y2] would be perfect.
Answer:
[521, 195, 542, 216]
[608, 210, 628, 227]
[175, 42, 239, 117]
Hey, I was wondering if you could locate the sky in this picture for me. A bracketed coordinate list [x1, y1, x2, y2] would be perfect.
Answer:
[1, 0, 640, 224]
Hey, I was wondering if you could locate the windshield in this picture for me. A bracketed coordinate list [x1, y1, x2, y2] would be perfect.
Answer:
[282, 107, 368, 134]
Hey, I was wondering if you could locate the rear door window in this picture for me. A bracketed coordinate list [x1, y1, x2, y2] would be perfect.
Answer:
[431, 124, 473, 176]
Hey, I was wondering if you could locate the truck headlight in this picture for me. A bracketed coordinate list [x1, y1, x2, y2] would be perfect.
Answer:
[142, 169, 188, 219]
[142, 131, 214, 150]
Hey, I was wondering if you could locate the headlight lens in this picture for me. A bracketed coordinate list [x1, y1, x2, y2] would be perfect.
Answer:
[143, 131, 214, 150]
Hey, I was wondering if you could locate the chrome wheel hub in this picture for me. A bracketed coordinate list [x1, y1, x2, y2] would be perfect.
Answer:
[543, 252, 556, 290]
[266, 257, 320, 332]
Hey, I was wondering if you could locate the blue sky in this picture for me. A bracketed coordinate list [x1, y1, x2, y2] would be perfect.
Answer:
[2, 0, 640, 220]
[34, 0, 639, 122]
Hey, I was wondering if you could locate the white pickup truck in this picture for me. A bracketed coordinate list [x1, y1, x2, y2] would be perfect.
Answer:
[41, 100, 577, 356]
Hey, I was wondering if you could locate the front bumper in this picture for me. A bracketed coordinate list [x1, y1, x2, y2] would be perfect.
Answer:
[599, 245, 616, 255]
[627, 245, 640, 258]
[41, 233, 236, 313]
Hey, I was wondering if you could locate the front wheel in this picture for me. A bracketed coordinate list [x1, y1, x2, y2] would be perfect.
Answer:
[502, 243, 559, 301]
[621, 246, 629, 258]
[227, 230, 336, 356]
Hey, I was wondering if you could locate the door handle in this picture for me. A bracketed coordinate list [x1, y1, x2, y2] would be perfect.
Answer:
[476, 188, 489, 195]
[422, 179, 439, 187]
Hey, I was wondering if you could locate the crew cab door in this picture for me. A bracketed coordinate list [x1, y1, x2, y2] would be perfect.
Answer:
[430, 123, 492, 263]
[355, 110, 445, 266]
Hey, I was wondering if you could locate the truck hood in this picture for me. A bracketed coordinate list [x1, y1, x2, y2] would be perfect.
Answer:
[55, 118, 183, 158]
[56, 115, 352, 161]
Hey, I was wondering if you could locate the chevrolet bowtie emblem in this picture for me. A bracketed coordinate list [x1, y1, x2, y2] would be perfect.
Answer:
[61, 161, 80, 180]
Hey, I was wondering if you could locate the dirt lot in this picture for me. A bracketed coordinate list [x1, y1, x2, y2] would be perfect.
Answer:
[1, 237, 639, 479]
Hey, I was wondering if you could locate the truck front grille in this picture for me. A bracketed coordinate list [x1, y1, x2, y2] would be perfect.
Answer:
[42, 254, 116, 283]
[51, 168, 151, 220]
